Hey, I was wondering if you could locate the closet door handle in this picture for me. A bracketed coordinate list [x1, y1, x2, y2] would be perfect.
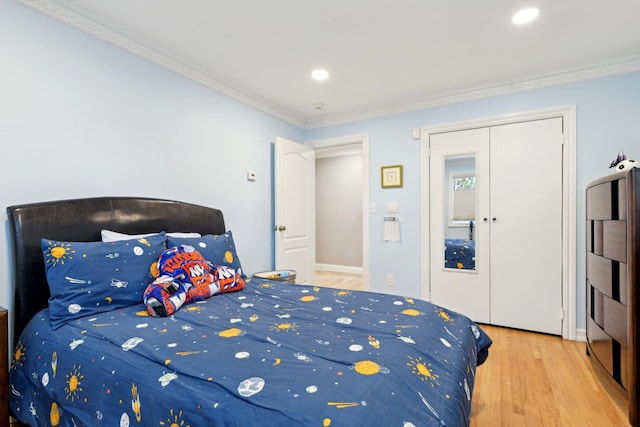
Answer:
[492, 217, 497, 222]
[483, 217, 488, 222]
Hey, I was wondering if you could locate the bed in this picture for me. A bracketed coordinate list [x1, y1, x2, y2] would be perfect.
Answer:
[444, 239, 476, 270]
[6, 197, 492, 427]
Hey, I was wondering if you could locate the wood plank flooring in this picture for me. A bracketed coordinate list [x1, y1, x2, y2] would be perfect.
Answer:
[314, 270, 363, 291]
[471, 324, 630, 426]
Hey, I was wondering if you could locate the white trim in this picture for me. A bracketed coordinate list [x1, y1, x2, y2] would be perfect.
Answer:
[14, 0, 640, 129]
[308, 133, 370, 292]
[420, 105, 577, 340]
[313, 141, 363, 159]
[316, 263, 363, 275]
[420, 137, 431, 301]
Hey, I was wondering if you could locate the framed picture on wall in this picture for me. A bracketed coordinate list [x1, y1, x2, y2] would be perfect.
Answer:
[381, 165, 403, 188]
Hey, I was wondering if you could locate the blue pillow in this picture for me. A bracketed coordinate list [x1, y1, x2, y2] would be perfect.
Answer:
[42, 234, 166, 329]
[167, 231, 246, 278]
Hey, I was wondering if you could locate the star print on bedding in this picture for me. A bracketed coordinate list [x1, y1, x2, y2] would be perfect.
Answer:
[41, 234, 166, 329]
[167, 230, 246, 278]
[10, 279, 491, 427]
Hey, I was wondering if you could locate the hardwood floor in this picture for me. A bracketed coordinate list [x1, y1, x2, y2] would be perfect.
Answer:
[471, 325, 630, 426]
[314, 270, 363, 291]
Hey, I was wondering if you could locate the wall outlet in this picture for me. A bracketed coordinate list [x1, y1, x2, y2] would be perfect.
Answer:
[386, 274, 394, 286]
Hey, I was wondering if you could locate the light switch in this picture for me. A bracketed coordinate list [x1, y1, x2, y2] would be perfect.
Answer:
[387, 202, 398, 213]
[369, 203, 377, 214]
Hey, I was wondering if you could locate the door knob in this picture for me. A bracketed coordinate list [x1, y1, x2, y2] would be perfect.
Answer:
[273, 225, 286, 231]
[492, 217, 497, 222]
[483, 217, 488, 222]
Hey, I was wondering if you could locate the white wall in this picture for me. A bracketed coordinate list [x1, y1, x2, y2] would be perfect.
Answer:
[0, 2, 303, 319]
[316, 154, 363, 268]
[305, 71, 640, 332]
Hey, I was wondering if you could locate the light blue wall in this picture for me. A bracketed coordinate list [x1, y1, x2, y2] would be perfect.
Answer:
[304, 71, 640, 331]
[0, 1, 302, 314]
[3, 1, 640, 334]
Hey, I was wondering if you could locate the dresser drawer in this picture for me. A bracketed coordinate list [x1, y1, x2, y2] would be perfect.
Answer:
[588, 317, 613, 377]
[604, 296, 627, 346]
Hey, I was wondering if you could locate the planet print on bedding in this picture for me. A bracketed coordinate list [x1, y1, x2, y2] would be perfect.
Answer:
[9, 277, 491, 426]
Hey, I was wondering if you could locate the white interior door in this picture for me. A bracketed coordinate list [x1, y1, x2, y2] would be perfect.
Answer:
[430, 128, 490, 323]
[274, 137, 316, 283]
[489, 118, 564, 335]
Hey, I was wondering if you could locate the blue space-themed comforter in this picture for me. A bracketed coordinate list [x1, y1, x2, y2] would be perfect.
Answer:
[10, 279, 491, 427]
[444, 239, 476, 270]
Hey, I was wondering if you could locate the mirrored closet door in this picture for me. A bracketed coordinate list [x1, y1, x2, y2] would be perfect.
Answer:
[429, 127, 490, 323]
[429, 118, 563, 335]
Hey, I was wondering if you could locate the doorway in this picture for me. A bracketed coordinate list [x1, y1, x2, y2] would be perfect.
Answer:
[310, 134, 370, 290]
[274, 134, 370, 290]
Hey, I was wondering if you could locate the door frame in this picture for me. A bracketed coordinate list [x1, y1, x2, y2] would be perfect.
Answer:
[308, 133, 370, 291]
[419, 105, 577, 340]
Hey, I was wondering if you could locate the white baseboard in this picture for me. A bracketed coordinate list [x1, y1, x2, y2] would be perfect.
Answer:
[574, 328, 586, 342]
[316, 263, 363, 275]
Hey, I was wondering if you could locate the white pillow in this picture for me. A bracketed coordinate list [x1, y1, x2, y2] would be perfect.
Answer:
[101, 229, 201, 242]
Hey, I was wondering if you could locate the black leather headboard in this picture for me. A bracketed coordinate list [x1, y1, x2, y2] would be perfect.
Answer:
[6, 197, 226, 345]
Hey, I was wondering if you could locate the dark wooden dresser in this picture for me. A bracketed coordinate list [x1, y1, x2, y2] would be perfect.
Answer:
[586, 167, 640, 426]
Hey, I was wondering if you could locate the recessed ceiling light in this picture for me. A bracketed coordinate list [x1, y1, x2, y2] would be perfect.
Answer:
[512, 8, 540, 25]
[311, 69, 329, 81]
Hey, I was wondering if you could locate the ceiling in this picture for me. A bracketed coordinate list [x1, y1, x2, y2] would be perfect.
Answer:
[15, 0, 640, 128]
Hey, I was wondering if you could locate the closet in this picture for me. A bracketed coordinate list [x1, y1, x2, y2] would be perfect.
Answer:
[429, 117, 564, 335]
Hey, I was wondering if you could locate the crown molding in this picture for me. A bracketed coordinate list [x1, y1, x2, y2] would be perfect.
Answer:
[304, 55, 640, 129]
[13, 0, 307, 128]
[14, 0, 640, 131]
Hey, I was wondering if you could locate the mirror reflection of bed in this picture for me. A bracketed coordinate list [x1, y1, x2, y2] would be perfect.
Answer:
[444, 153, 476, 271]
[444, 235, 475, 270]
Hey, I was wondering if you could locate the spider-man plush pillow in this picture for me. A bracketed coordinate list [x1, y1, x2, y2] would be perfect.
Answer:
[144, 244, 245, 317]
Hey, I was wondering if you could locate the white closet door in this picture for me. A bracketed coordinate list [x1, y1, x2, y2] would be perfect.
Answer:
[489, 118, 564, 335]
[430, 128, 490, 323]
